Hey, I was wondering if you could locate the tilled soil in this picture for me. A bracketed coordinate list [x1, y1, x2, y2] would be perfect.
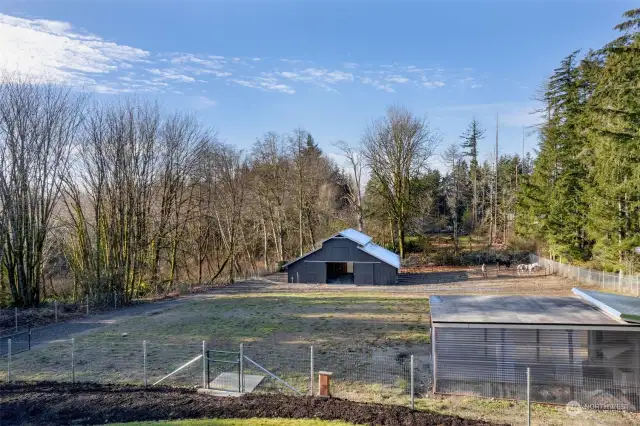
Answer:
[1, 382, 508, 426]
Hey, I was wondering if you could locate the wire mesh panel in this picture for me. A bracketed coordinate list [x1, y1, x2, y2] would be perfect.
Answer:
[74, 341, 143, 385]
[0, 328, 30, 356]
[242, 345, 310, 396]
[434, 326, 640, 411]
[206, 349, 240, 392]
[533, 254, 640, 296]
[1, 339, 73, 382]
[146, 342, 202, 387]
[313, 350, 412, 403]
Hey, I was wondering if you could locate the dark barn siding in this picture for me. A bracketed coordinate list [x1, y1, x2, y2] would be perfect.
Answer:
[286, 237, 397, 285]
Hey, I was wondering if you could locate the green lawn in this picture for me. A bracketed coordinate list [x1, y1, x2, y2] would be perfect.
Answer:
[108, 419, 355, 426]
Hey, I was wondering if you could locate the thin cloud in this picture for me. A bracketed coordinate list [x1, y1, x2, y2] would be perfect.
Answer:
[422, 80, 446, 88]
[229, 75, 295, 95]
[148, 68, 196, 83]
[277, 68, 353, 92]
[386, 75, 410, 84]
[0, 13, 148, 87]
[360, 76, 395, 93]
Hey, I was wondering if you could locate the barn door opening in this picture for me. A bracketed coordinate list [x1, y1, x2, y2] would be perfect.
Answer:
[326, 262, 354, 284]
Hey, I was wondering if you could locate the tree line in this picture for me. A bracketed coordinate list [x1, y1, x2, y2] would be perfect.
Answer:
[516, 8, 640, 273]
[0, 78, 528, 307]
[0, 78, 357, 307]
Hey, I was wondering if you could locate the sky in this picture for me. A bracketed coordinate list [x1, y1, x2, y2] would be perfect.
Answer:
[0, 0, 636, 170]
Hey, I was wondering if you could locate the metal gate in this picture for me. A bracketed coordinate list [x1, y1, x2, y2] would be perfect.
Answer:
[205, 349, 242, 392]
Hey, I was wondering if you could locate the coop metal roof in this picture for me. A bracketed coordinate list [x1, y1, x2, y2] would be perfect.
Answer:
[429, 295, 640, 329]
[284, 228, 400, 269]
[573, 288, 640, 323]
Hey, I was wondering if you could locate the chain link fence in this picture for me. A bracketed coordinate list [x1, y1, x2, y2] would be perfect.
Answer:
[532, 254, 640, 296]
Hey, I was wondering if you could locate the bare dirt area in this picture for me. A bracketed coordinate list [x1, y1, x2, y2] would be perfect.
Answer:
[263, 267, 594, 296]
[0, 381, 505, 426]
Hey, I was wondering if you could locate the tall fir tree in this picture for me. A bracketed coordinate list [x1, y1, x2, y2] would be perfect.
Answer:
[585, 9, 640, 270]
[460, 118, 485, 229]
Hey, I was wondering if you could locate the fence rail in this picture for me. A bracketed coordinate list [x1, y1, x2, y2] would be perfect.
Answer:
[532, 254, 640, 296]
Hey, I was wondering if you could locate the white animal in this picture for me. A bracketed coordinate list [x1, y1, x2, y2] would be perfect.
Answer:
[481, 263, 487, 278]
[527, 262, 540, 273]
[517, 262, 539, 275]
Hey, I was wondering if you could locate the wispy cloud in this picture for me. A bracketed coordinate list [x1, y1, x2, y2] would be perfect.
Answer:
[277, 68, 353, 92]
[229, 75, 295, 95]
[360, 77, 395, 93]
[422, 80, 446, 88]
[459, 76, 481, 89]
[148, 68, 197, 83]
[0, 13, 148, 89]
[0, 12, 473, 98]
[385, 75, 410, 84]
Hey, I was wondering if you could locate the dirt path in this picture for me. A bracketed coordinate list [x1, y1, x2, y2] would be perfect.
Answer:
[18, 298, 189, 349]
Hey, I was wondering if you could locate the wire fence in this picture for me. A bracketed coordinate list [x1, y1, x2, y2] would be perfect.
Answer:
[0, 338, 420, 406]
[532, 254, 640, 296]
[2, 335, 640, 425]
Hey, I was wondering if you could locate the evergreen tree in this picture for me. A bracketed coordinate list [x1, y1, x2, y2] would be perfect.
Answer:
[460, 118, 485, 228]
[585, 9, 640, 269]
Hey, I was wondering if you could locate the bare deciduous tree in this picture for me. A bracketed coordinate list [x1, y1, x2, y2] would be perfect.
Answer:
[362, 105, 440, 258]
[0, 77, 84, 307]
[333, 140, 365, 232]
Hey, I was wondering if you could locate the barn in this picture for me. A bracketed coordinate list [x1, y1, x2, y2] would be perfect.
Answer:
[430, 288, 640, 410]
[284, 229, 399, 285]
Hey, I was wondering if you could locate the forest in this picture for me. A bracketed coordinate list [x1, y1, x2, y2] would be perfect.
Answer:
[0, 8, 638, 307]
[516, 8, 640, 273]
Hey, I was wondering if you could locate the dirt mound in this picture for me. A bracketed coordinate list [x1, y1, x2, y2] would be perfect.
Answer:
[1, 382, 506, 426]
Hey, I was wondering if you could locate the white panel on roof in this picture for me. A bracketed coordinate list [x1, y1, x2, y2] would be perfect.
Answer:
[339, 228, 372, 246]
[360, 242, 400, 269]
[573, 288, 640, 323]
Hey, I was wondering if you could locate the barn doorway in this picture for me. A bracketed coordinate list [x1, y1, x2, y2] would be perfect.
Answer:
[326, 262, 354, 284]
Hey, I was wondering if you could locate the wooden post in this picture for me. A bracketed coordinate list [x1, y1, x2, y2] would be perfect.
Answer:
[318, 371, 332, 397]
[310, 346, 314, 396]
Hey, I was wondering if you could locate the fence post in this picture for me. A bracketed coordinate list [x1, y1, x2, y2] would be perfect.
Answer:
[85, 295, 89, 315]
[15, 307, 18, 332]
[143, 340, 147, 387]
[114, 291, 117, 310]
[54, 300, 58, 322]
[202, 340, 206, 389]
[239, 343, 244, 393]
[527, 367, 531, 426]
[71, 337, 75, 383]
[602, 270, 604, 289]
[310, 345, 314, 396]
[7, 339, 11, 382]
[410, 354, 415, 410]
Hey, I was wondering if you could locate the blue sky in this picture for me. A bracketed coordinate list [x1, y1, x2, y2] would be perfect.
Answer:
[0, 0, 635, 169]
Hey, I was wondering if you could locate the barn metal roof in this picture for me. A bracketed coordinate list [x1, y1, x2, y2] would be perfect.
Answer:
[338, 228, 372, 246]
[359, 242, 400, 269]
[429, 294, 640, 328]
[283, 228, 400, 269]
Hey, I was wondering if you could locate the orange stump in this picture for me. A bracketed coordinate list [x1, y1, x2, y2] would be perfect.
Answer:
[318, 371, 333, 397]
